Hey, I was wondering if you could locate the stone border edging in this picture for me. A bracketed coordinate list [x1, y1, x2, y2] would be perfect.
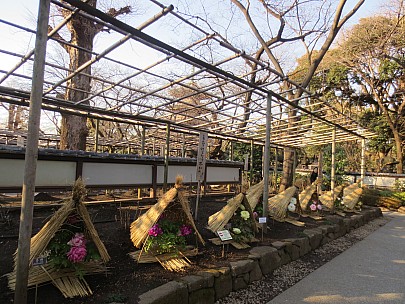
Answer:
[138, 207, 382, 304]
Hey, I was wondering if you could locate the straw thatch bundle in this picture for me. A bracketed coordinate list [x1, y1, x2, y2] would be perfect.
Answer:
[343, 180, 363, 210]
[246, 180, 264, 210]
[299, 180, 320, 210]
[208, 193, 244, 232]
[207, 191, 258, 248]
[130, 176, 204, 248]
[268, 186, 297, 221]
[8, 178, 110, 298]
[129, 176, 204, 271]
[319, 184, 345, 209]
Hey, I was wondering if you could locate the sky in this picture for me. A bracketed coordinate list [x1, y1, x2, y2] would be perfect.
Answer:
[0, 0, 388, 131]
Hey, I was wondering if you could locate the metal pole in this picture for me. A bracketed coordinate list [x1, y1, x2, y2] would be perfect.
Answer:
[163, 124, 170, 192]
[141, 125, 146, 156]
[361, 138, 365, 187]
[331, 127, 336, 210]
[262, 93, 272, 232]
[14, 1, 50, 303]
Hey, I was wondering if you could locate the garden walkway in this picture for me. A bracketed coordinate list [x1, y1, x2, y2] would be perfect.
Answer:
[267, 211, 405, 304]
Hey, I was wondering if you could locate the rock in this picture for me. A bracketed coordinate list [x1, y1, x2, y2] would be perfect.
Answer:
[188, 288, 215, 304]
[230, 259, 255, 277]
[398, 206, 405, 214]
[249, 261, 263, 283]
[303, 229, 323, 250]
[138, 281, 188, 304]
[249, 246, 281, 275]
[214, 267, 232, 301]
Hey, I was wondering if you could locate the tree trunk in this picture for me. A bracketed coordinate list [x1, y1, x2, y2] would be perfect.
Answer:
[279, 147, 294, 192]
[59, 0, 97, 150]
[393, 129, 403, 174]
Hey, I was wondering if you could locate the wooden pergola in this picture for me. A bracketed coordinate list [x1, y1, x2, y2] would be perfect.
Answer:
[0, 1, 375, 302]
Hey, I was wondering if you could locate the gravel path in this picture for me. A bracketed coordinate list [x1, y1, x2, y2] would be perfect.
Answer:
[216, 215, 391, 304]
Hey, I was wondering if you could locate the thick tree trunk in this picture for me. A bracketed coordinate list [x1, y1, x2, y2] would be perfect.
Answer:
[393, 130, 403, 174]
[279, 148, 294, 192]
[59, 0, 97, 150]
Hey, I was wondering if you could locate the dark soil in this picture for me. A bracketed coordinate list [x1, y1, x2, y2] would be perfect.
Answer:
[0, 193, 362, 304]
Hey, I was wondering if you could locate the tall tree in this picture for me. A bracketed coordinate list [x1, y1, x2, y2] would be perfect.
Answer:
[334, 9, 405, 173]
[229, 0, 365, 190]
[50, 1, 131, 150]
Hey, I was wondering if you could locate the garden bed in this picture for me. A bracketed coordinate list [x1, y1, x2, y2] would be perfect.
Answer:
[0, 193, 381, 304]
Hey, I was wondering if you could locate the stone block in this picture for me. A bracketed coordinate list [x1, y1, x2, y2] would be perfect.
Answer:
[195, 271, 215, 288]
[232, 274, 249, 291]
[230, 259, 255, 277]
[303, 229, 323, 250]
[179, 275, 209, 292]
[249, 246, 280, 275]
[278, 248, 291, 265]
[138, 281, 188, 304]
[188, 288, 215, 304]
[214, 268, 232, 300]
[249, 261, 263, 283]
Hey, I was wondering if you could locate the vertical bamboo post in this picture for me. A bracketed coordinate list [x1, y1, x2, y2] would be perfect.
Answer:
[262, 93, 272, 232]
[361, 138, 365, 187]
[94, 119, 99, 152]
[250, 139, 254, 186]
[331, 127, 336, 210]
[141, 125, 146, 156]
[14, 1, 50, 303]
[163, 124, 170, 192]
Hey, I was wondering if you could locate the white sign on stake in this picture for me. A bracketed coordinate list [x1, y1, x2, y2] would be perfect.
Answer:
[258, 217, 267, 224]
[196, 132, 208, 182]
[217, 229, 233, 241]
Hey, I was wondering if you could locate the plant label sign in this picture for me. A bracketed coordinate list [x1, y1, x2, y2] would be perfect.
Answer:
[32, 256, 48, 266]
[258, 217, 267, 224]
[217, 229, 232, 241]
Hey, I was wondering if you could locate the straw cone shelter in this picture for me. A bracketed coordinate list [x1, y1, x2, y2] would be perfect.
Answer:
[268, 186, 297, 221]
[129, 176, 204, 271]
[299, 179, 321, 211]
[7, 180, 110, 298]
[343, 180, 363, 210]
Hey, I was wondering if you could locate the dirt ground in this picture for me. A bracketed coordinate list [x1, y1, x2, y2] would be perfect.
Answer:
[0, 192, 366, 304]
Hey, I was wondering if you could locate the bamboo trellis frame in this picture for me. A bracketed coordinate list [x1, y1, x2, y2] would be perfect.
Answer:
[0, 0, 376, 152]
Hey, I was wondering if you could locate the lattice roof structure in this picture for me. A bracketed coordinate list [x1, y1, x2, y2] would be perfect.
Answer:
[0, 0, 375, 152]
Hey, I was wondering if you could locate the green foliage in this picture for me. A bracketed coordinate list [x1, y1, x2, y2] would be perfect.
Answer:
[144, 218, 191, 255]
[360, 111, 393, 155]
[228, 206, 255, 243]
[232, 142, 263, 182]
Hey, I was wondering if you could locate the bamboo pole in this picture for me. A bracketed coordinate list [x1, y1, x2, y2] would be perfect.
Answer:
[14, 1, 50, 303]
[262, 93, 272, 232]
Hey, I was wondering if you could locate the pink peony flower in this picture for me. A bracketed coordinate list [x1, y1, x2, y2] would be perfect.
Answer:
[148, 224, 163, 237]
[253, 212, 258, 219]
[179, 225, 193, 236]
[67, 233, 86, 247]
[317, 204, 322, 210]
[67, 246, 87, 263]
[310, 204, 317, 211]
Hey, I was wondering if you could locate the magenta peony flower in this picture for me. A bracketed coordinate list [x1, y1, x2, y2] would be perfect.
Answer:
[179, 225, 193, 236]
[67, 233, 86, 247]
[148, 224, 163, 237]
[67, 246, 87, 263]
[310, 204, 317, 211]
[253, 212, 258, 219]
